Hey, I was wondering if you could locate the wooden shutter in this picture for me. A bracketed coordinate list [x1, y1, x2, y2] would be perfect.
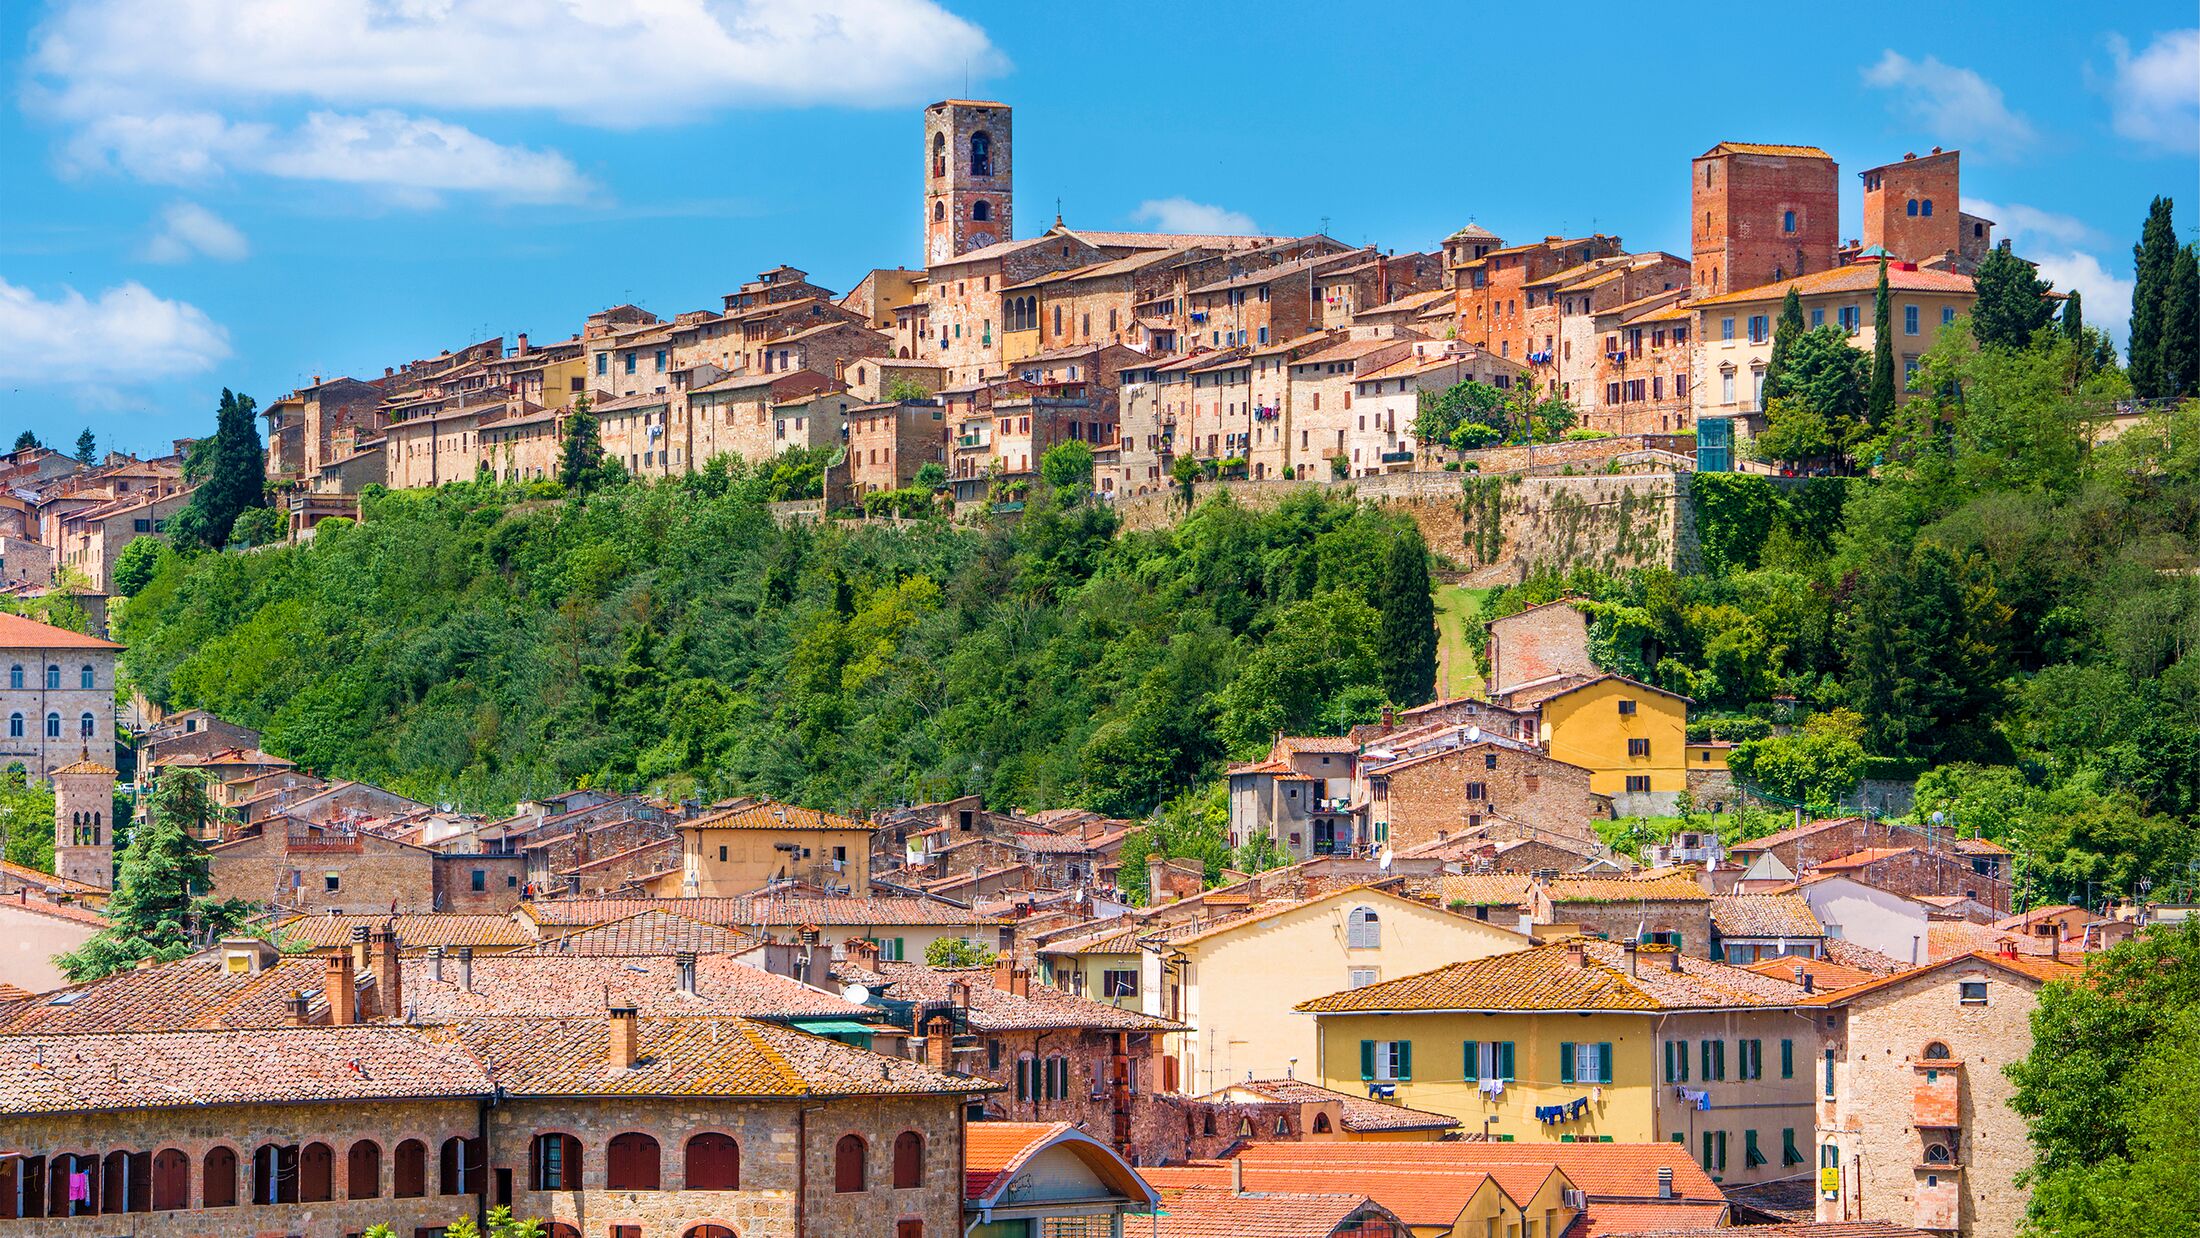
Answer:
[1500, 1041, 1516, 1081]
[1597, 1042, 1614, 1084]
[1359, 1040, 1375, 1081]
[1781, 1039, 1794, 1079]
[1396, 1040, 1413, 1081]
[1664, 1040, 1675, 1082]
[1560, 1042, 1575, 1085]
[1464, 1041, 1480, 1081]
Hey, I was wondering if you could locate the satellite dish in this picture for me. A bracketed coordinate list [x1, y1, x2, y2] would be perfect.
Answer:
[1466, 726, 1482, 743]
[1378, 847, 1395, 872]
[1930, 811, 1946, 827]
[840, 983, 872, 1005]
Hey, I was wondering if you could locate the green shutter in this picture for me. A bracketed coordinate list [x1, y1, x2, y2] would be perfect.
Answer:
[1781, 1038, 1794, 1079]
[1500, 1041, 1516, 1081]
[1396, 1040, 1412, 1081]
[892, 937, 905, 960]
[1746, 1129, 1767, 1168]
[1464, 1040, 1480, 1081]
[1559, 1134, 1575, 1142]
[1783, 1128, 1804, 1166]
[1560, 1042, 1576, 1085]
[1700, 1040, 1711, 1079]
[1678, 1039, 1688, 1082]
[1671, 1133, 1684, 1144]
[1702, 1131, 1714, 1170]
[1672, 933, 1682, 954]
[1718, 1131, 1729, 1171]
[1716, 1040, 1727, 1080]
[1598, 1042, 1614, 1084]
[1360, 1040, 1375, 1081]
[1664, 1040, 1674, 1082]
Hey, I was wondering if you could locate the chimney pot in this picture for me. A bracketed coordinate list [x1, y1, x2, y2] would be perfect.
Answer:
[1904, 151, 1916, 161]
[1657, 1166, 1674, 1199]
[324, 953, 356, 1026]
[676, 950, 698, 996]
[458, 946, 474, 992]
[374, 928, 402, 1021]
[430, 946, 446, 983]
[607, 1005, 640, 1069]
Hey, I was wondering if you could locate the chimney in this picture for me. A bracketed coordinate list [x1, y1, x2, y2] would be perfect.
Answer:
[373, 928, 402, 1021]
[994, 955, 1016, 993]
[676, 950, 698, 996]
[1230, 1157, 1245, 1194]
[1997, 938, 2018, 960]
[844, 937, 879, 971]
[1623, 940, 1638, 977]
[1800, 970, 1815, 994]
[1380, 706, 1395, 732]
[350, 925, 371, 976]
[286, 989, 312, 1027]
[324, 952, 356, 1026]
[922, 1011, 954, 1069]
[458, 946, 475, 992]
[947, 980, 971, 1008]
[1669, 948, 1684, 973]
[1010, 966, 1030, 997]
[607, 1006, 640, 1069]
[516, 332, 530, 356]
[2049, 932, 2061, 960]
[1565, 941, 1587, 969]
[430, 946, 446, 984]
[312, 374, 322, 385]
[1657, 1167, 1674, 1199]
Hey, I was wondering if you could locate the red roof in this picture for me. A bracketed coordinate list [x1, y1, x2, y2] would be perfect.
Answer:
[0, 612, 122, 650]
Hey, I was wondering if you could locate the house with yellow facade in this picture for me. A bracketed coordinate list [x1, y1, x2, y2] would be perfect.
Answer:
[1493, 673, 1700, 814]
[1038, 883, 1531, 1095]
[1298, 939, 1816, 1184]
[676, 797, 877, 896]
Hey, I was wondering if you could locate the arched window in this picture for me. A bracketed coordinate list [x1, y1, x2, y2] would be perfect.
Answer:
[1921, 200, 1934, 217]
[1925, 1142, 1952, 1164]
[438, 1136, 482, 1196]
[299, 1142, 334, 1203]
[392, 1140, 427, 1198]
[6, 713, 19, 738]
[151, 1149, 189, 1211]
[972, 200, 991, 222]
[253, 1143, 299, 1204]
[44, 665, 59, 690]
[347, 1141, 380, 1199]
[606, 1132, 661, 1190]
[1923, 1041, 1952, 1059]
[49, 1153, 97, 1217]
[45, 712, 60, 738]
[684, 1227, 737, 1238]
[931, 131, 946, 178]
[531, 1133, 581, 1191]
[892, 1131, 923, 1188]
[970, 131, 992, 177]
[685, 1133, 739, 1190]
[1782, 209, 1796, 233]
[1312, 1112, 1333, 1134]
[8, 665, 21, 689]
[933, 202, 945, 222]
[202, 1146, 238, 1207]
[1346, 906, 1381, 949]
[1202, 1111, 1217, 1136]
[80, 665, 94, 689]
[79, 712, 95, 738]
[102, 1150, 149, 1213]
[833, 1135, 866, 1192]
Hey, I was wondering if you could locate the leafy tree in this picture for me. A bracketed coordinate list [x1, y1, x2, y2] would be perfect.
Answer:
[1727, 710, 1868, 809]
[179, 388, 266, 549]
[913, 462, 948, 492]
[1115, 782, 1233, 904]
[1170, 454, 1200, 504]
[2165, 242, 2199, 398]
[1414, 380, 1508, 449]
[1842, 541, 2013, 763]
[1761, 286, 1807, 405]
[0, 768, 57, 873]
[228, 506, 285, 548]
[2127, 196, 2177, 396]
[885, 377, 934, 402]
[1867, 260, 1897, 425]
[1753, 398, 1837, 468]
[1972, 244, 2056, 351]
[11, 431, 38, 453]
[74, 428, 96, 465]
[1215, 591, 1383, 754]
[559, 397, 606, 494]
[57, 770, 254, 981]
[925, 936, 999, 968]
[2059, 287, 2083, 346]
[110, 536, 173, 597]
[1039, 440, 1095, 493]
[2022, 1001, 2200, 1238]
[1377, 523, 1436, 706]
[1451, 422, 1502, 451]
[1754, 327, 1866, 467]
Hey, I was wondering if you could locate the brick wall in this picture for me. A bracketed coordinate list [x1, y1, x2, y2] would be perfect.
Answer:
[1862, 150, 1963, 265]
[1372, 743, 1602, 853]
[1487, 604, 1593, 694]
[210, 830, 438, 914]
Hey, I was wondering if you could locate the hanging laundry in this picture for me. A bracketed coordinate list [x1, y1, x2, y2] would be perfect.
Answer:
[68, 1171, 90, 1203]
[1566, 1097, 1589, 1120]
[1478, 1077, 1506, 1099]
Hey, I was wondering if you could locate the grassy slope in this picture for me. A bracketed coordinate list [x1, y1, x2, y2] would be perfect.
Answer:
[1433, 584, 1491, 700]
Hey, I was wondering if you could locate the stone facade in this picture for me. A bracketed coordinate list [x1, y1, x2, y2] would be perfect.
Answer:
[925, 100, 1013, 267]
[1860, 148, 1966, 266]
[1690, 144, 1839, 298]
[209, 826, 437, 913]
[0, 628, 119, 781]
[847, 401, 949, 498]
[1365, 741, 1603, 854]
[1486, 601, 1594, 694]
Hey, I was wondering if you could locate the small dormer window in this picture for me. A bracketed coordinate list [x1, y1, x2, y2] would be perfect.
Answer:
[1958, 981, 1988, 1005]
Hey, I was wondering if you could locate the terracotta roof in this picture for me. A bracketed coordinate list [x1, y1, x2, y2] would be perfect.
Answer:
[1277, 735, 1359, 755]
[1703, 142, 1832, 159]
[1991, 904, 2083, 930]
[966, 1120, 1155, 1204]
[0, 858, 107, 897]
[1805, 949, 2082, 1006]
[1141, 1163, 1490, 1230]
[524, 895, 999, 928]
[868, 962, 1179, 1033]
[402, 954, 869, 1022]
[1821, 937, 1909, 975]
[1439, 874, 1538, 906]
[0, 612, 123, 650]
[1739, 956, 1879, 993]
[1546, 873, 1710, 904]
[274, 913, 539, 952]
[1298, 941, 1810, 1014]
[1689, 263, 1974, 309]
[503, 908, 759, 956]
[430, 1015, 983, 1099]
[1139, 1185, 1399, 1238]
[1924, 922, 2058, 961]
[1728, 818, 1868, 853]
[49, 757, 117, 776]
[681, 798, 864, 832]
[1285, 1141, 1720, 1203]
[0, 894, 107, 928]
[1214, 1077, 1460, 1131]
[1811, 847, 1918, 870]
[1576, 1203, 1730, 1236]
[0, 1026, 489, 1114]
[1599, 1224, 1935, 1238]
[0, 956, 333, 1033]
[1710, 893, 1823, 938]
[1954, 837, 2011, 855]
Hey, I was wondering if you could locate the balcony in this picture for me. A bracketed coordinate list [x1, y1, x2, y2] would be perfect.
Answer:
[1379, 450, 1414, 465]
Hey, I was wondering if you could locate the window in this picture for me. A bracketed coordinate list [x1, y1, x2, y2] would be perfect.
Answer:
[833, 1135, 866, 1192]
[605, 1133, 660, 1190]
[1810, 307, 1825, 328]
[7, 714, 19, 738]
[1702, 1129, 1727, 1172]
[44, 665, 59, 689]
[1907, 199, 1920, 217]
[1700, 1039, 1728, 1081]
[1359, 1039, 1412, 1082]
[151, 1148, 190, 1211]
[1781, 1038, 1794, 1079]
[1464, 1039, 1517, 1081]
[347, 1142, 380, 1199]
[1349, 967, 1378, 987]
[933, 201, 945, 222]
[1559, 1041, 1614, 1084]
[1739, 1038, 1763, 1080]
[624, 353, 637, 375]
[1665, 1039, 1690, 1083]
[972, 200, 990, 222]
[1628, 738, 1650, 758]
[1784, 1128, 1805, 1167]
[1625, 775, 1652, 793]
[1782, 210, 1796, 233]
[393, 1140, 427, 1198]
[470, 869, 486, 892]
[1102, 968, 1138, 997]
[253, 1143, 300, 1204]
[530, 1134, 581, 1191]
[892, 1131, 924, 1188]
[79, 712, 95, 738]
[1838, 305, 1861, 332]
[1721, 317, 1735, 341]
[1824, 1048, 1837, 1098]
[1617, 698, 1637, 716]
[1904, 305, 1920, 335]
[969, 131, 992, 177]
[686, 1133, 739, 1190]
[1346, 905, 1381, 949]
[7, 665, 19, 689]
[1747, 315, 1770, 344]
[1720, 372, 1735, 403]
[79, 665, 94, 689]
[45, 712, 60, 739]
[1921, 199, 1934, 217]
[1959, 981, 1988, 1005]
[439, 1137, 483, 1196]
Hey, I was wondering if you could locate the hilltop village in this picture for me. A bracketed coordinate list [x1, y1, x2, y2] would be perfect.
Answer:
[0, 97, 2192, 1238]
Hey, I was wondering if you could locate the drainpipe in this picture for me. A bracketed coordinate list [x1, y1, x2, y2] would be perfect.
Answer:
[476, 1090, 493, 1236]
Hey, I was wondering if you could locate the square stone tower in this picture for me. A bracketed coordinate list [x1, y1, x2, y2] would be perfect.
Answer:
[1861, 147, 1963, 264]
[51, 754, 118, 890]
[1691, 142, 1839, 297]
[924, 100, 1012, 266]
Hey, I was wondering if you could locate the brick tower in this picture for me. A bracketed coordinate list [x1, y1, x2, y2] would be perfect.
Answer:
[924, 99, 1012, 266]
[1691, 142, 1839, 297]
[51, 754, 118, 890]
[1860, 147, 1964, 264]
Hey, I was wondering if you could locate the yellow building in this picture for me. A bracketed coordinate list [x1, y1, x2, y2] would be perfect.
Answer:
[1299, 939, 1817, 1184]
[1500, 674, 1693, 798]
[677, 797, 876, 896]
[1042, 884, 1531, 1095]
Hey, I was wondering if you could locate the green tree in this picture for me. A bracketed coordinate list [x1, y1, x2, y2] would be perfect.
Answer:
[2022, 1001, 2200, 1238]
[0, 769, 57, 873]
[1753, 398, 1837, 467]
[2059, 287, 2083, 346]
[228, 506, 285, 548]
[1377, 524, 1437, 706]
[1040, 440, 1095, 493]
[1842, 541, 2013, 763]
[57, 770, 253, 981]
[181, 388, 266, 549]
[11, 431, 38, 453]
[1170, 454, 1200, 504]
[913, 461, 948, 492]
[925, 936, 999, 968]
[559, 397, 605, 494]
[1761, 286, 1807, 405]
[2127, 196, 2177, 396]
[2165, 242, 2199, 398]
[1215, 591, 1383, 754]
[1414, 380, 1508, 450]
[1727, 711, 1869, 809]
[110, 536, 172, 597]
[1972, 244, 2056, 351]
[74, 428, 96, 465]
[885, 377, 934, 402]
[1867, 260, 1898, 425]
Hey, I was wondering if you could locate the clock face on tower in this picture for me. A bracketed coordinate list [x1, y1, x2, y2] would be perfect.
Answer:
[969, 231, 995, 249]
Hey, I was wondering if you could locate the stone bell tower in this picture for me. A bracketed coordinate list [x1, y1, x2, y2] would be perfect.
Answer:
[51, 754, 118, 890]
[924, 99, 1012, 266]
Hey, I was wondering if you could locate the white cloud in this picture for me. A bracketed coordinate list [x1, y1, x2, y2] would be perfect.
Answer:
[1970, 197, 2134, 343]
[1862, 51, 2037, 156]
[1132, 198, 1260, 236]
[0, 278, 230, 383]
[2104, 29, 2200, 153]
[143, 202, 249, 263]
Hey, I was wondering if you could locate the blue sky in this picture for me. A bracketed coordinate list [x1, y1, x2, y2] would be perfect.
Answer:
[1, 1, 2194, 457]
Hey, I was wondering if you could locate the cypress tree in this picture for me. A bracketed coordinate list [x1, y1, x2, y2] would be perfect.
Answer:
[1762, 286, 1807, 405]
[1867, 260, 1897, 427]
[559, 396, 604, 493]
[1377, 525, 1438, 707]
[2060, 288, 2084, 345]
[187, 388, 265, 548]
[1971, 245, 2055, 350]
[74, 428, 96, 465]
[2129, 197, 2177, 396]
[2167, 244, 2200, 399]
